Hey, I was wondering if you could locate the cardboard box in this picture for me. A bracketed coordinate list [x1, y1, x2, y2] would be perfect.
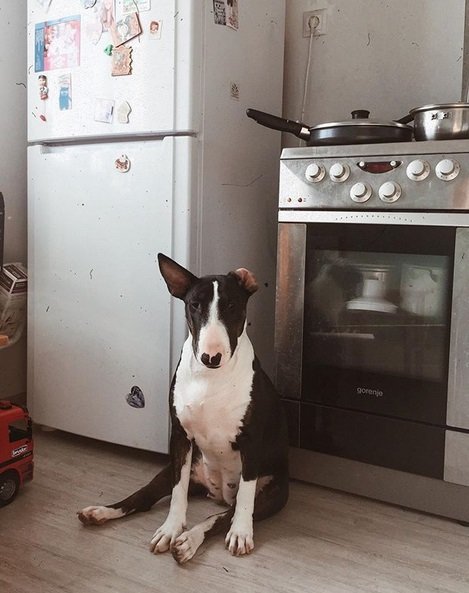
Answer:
[0, 263, 27, 344]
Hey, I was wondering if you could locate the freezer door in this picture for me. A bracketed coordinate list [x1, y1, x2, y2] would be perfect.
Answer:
[27, 0, 199, 142]
[27, 137, 193, 452]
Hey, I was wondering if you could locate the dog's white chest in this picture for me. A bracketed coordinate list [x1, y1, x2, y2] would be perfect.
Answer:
[172, 335, 255, 502]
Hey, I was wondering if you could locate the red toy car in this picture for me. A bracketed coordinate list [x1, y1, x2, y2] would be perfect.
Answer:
[0, 401, 33, 506]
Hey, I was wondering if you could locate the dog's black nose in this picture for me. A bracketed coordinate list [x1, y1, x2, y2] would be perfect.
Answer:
[201, 352, 222, 368]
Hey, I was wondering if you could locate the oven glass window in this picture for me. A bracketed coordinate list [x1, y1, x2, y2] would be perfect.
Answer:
[302, 224, 454, 424]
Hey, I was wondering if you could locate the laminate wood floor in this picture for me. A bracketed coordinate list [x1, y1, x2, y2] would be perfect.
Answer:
[2, 428, 469, 593]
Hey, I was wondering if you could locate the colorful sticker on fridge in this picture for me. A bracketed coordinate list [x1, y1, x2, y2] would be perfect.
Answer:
[112, 12, 142, 46]
[111, 46, 133, 76]
[94, 98, 114, 123]
[58, 73, 72, 110]
[119, 0, 151, 14]
[34, 16, 81, 72]
[38, 75, 49, 100]
[149, 20, 162, 39]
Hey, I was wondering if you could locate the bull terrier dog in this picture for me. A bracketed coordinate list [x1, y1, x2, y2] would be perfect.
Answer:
[78, 253, 289, 564]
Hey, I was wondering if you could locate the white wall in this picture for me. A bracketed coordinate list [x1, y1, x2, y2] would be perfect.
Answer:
[0, 0, 27, 399]
[283, 0, 466, 147]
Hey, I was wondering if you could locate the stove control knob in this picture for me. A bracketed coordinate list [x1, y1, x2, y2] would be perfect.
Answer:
[329, 163, 350, 182]
[379, 181, 401, 202]
[350, 182, 372, 203]
[435, 159, 460, 181]
[305, 162, 325, 183]
[406, 159, 430, 181]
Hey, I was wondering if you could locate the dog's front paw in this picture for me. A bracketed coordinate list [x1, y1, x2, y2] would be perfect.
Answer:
[225, 520, 254, 556]
[149, 519, 185, 554]
[77, 506, 124, 526]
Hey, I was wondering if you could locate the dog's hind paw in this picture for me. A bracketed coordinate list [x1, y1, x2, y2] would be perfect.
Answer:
[77, 505, 124, 526]
[171, 529, 204, 564]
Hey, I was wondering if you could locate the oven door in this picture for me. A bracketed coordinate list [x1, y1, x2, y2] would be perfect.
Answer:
[275, 216, 469, 477]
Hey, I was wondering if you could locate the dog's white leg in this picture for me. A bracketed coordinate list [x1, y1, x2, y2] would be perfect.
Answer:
[225, 476, 257, 556]
[149, 445, 192, 554]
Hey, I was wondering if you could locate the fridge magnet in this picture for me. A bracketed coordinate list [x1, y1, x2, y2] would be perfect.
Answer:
[98, 0, 116, 32]
[38, 75, 49, 100]
[149, 20, 162, 39]
[104, 44, 114, 55]
[116, 100, 132, 123]
[94, 98, 114, 123]
[111, 46, 133, 76]
[213, 0, 226, 25]
[112, 12, 142, 46]
[58, 73, 72, 110]
[34, 15, 81, 72]
[226, 0, 239, 31]
[84, 6, 103, 44]
[126, 385, 145, 409]
[115, 154, 131, 172]
[119, 0, 151, 15]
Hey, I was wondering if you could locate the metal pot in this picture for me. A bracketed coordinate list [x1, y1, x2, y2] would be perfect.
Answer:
[246, 108, 413, 145]
[409, 102, 469, 141]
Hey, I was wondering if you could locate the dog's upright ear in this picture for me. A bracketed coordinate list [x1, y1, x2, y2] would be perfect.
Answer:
[158, 253, 198, 299]
[229, 268, 259, 295]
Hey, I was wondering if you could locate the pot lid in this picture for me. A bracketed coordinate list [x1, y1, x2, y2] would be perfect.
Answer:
[409, 102, 469, 115]
[311, 119, 411, 131]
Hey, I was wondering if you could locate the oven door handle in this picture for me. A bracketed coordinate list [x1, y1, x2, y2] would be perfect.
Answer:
[274, 223, 306, 400]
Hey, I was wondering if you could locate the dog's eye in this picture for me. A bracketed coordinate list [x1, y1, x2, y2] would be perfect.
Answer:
[189, 301, 201, 313]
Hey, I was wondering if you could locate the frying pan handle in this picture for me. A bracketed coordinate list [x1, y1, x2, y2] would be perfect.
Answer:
[246, 108, 311, 140]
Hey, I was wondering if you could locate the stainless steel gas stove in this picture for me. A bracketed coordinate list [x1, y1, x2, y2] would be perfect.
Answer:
[275, 139, 469, 523]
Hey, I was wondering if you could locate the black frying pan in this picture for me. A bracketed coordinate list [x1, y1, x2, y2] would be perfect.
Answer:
[246, 108, 413, 145]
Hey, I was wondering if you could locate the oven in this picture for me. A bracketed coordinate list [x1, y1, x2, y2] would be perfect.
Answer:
[275, 139, 469, 522]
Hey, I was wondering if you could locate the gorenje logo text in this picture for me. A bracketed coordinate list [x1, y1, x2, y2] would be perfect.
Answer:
[356, 387, 383, 398]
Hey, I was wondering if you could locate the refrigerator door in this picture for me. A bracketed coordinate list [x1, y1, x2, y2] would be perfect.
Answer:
[27, 0, 199, 142]
[27, 137, 195, 451]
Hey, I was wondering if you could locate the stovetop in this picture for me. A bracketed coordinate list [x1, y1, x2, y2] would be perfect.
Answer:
[279, 139, 469, 211]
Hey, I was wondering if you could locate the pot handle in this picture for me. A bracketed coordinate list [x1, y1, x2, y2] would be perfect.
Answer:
[246, 108, 311, 140]
[395, 113, 414, 125]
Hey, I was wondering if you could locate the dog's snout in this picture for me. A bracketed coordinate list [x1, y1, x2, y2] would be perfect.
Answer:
[201, 352, 222, 368]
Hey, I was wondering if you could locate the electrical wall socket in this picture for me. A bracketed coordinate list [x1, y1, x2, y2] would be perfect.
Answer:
[303, 9, 327, 37]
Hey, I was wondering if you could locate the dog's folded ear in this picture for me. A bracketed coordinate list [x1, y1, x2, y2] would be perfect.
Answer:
[230, 268, 259, 295]
[158, 253, 198, 299]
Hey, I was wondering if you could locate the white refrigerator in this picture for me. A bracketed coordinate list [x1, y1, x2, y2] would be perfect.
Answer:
[27, 0, 285, 452]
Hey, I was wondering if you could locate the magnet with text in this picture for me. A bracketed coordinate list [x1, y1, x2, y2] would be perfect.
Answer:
[115, 154, 131, 173]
